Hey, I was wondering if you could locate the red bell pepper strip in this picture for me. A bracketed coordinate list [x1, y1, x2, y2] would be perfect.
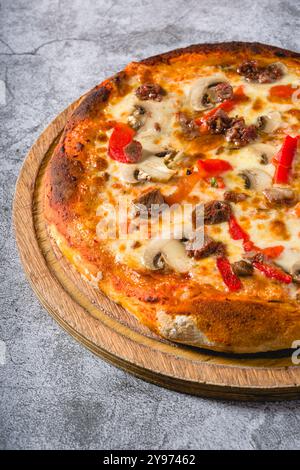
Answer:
[228, 214, 250, 242]
[197, 159, 233, 178]
[261, 245, 284, 259]
[253, 262, 292, 284]
[273, 135, 299, 184]
[108, 123, 135, 163]
[216, 256, 243, 292]
[229, 217, 284, 260]
[269, 84, 295, 100]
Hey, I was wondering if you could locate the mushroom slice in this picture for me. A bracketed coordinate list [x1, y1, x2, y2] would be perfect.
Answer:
[257, 111, 281, 134]
[238, 168, 272, 190]
[263, 187, 297, 206]
[291, 262, 300, 283]
[117, 163, 148, 184]
[143, 239, 193, 273]
[272, 62, 288, 75]
[247, 143, 277, 165]
[189, 73, 229, 111]
[139, 156, 176, 182]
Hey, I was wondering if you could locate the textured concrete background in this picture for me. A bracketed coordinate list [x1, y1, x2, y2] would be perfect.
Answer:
[1, 0, 300, 450]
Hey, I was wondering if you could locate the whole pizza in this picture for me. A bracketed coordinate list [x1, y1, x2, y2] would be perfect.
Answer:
[44, 42, 300, 353]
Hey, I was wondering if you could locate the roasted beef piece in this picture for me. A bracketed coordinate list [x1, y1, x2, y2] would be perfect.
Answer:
[177, 112, 199, 140]
[206, 109, 232, 134]
[186, 234, 225, 259]
[192, 201, 232, 227]
[225, 117, 257, 147]
[263, 187, 297, 207]
[203, 200, 232, 225]
[135, 83, 165, 101]
[232, 260, 254, 277]
[237, 60, 284, 84]
[132, 189, 166, 218]
[123, 140, 143, 163]
[224, 191, 248, 203]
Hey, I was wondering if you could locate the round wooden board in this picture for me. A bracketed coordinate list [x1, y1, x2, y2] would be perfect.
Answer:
[13, 100, 300, 401]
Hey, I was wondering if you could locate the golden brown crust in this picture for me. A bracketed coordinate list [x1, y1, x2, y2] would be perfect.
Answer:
[44, 42, 300, 353]
[139, 42, 300, 65]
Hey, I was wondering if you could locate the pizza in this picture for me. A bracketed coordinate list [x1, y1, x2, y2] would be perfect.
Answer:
[44, 42, 300, 353]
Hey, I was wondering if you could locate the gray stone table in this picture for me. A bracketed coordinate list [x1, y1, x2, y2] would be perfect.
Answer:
[1, 0, 300, 450]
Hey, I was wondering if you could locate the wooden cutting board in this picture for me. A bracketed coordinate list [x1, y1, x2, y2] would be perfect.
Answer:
[13, 100, 300, 401]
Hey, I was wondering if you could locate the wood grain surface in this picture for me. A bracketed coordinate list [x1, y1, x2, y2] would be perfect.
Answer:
[13, 100, 300, 401]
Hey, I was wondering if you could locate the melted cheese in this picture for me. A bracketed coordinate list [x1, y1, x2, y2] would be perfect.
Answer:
[95, 61, 300, 298]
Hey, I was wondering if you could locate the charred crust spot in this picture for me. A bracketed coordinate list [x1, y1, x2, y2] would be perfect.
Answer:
[50, 146, 84, 205]
[71, 86, 111, 123]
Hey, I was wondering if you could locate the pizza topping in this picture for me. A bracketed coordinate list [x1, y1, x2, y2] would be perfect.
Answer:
[135, 83, 165, 102]
[252, 261, 292, 284]
[127, 105, 146, 130]
[263, 187, 297, 206]
[216, 256, 243, 292]
[166, 171, 201, 205]
[108, 123, 135, 163]
[242, 252, 292, 284]
[138, 156, 176, 182]
[269, 84, 295, 100]
[189, 73, 230, 111]
[203, 200, 232, 225]
[256, 111, 281, 134]
[177, 112, 199, 140]
[132, 189, 166, 218]
[143, 239, 192, 272]
[272, 135, 299, 184]
[228, 214, 249, 242]
[291, 262, 300, 283]
[232, 260, 254, 277]
[123, 140, 143, 163]
[223, 191, 248, 203]
[118, 156, 176, 184]
[237, 60, 286, 83]
[206, 109, 233, 134]
[202, 82, 234, 107]
[225, 117, 258, 147]
[261, 245, 284, 259]
[238, 168, 272, 190]
[247, 143, 276, 165]
[186, 234, 225, 259]
[197, 158, 233, 177]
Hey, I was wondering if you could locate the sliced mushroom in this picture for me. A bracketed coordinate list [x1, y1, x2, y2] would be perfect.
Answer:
[256, 111, 281, 134]
[138, 156, 176, 182]
[117, 163, 148, 184]
[271, 62, 288, 75]
[163, 150, 187, 169]
[238, 168, 272, 190]
[189, 73, 229, 111]
[247, 143, 277, 165]
[142, 239, 193, 273]
[117, 156, 176, 184]
[263, 187, 297, 206]
[291, 262, 300, 283]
